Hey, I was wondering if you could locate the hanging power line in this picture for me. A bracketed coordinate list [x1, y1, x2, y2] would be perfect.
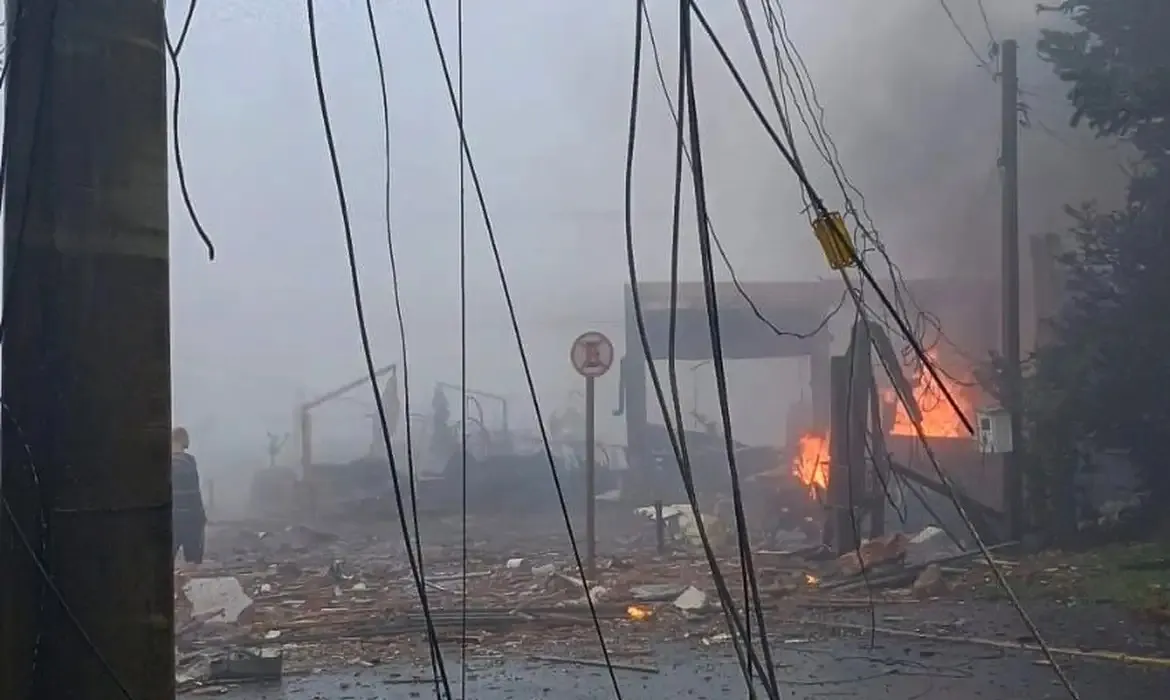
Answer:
[165, 0, 216, 261]
[938, 0, 996, 74]
[688, 3, 1082, 697]
[417, 0, 625, 695]
[639, 4, 849, 343]
[679, 4, 782, 693]
[304, 2, 453, 697]
[454, 0, 471, 697]
[623, 2, 781, 696]
[360, 0, 445, 695]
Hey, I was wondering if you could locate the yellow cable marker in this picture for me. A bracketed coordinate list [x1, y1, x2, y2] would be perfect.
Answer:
[812, 211, 857, 270]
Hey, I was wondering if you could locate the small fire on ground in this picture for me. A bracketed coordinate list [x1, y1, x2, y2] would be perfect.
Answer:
[790, 350, 976, 492]
[626, 605, 652, 621]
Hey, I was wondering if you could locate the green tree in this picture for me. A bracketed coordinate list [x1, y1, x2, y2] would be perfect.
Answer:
[1028, 0, 1170, 528]
[1038, 0, 1170, 164]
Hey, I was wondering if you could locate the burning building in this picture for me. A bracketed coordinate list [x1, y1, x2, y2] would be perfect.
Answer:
[617, 278, 999, 516]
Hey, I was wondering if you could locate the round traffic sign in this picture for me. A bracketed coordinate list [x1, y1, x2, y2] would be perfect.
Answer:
[570, 331, 614, 378]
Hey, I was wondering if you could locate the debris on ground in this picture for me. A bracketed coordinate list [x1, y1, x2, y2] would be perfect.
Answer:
[180, 515, 740, 678]
[912, 564, 949, 599]
[178, 515, 1028, 691]
[836, 533, 908, 576]
[672, 586, 708, 612]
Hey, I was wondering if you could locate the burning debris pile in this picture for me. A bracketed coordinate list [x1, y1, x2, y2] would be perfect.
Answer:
[790, 349, 980, 496]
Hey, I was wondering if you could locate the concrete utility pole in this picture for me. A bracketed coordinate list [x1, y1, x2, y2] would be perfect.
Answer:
[1000, 39, 1024, 540]
[0, 2, 174, 698]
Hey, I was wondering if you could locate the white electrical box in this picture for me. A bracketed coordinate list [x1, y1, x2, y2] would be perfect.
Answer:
[975, 407, 1013, 454]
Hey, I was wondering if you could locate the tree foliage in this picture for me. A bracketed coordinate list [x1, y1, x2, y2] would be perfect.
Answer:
[1029, 0, 1170, 529]
[1038, 0, 1170, 163]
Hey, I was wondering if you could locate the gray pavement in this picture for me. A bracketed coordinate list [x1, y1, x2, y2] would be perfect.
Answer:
[191, 635, 1168, 699]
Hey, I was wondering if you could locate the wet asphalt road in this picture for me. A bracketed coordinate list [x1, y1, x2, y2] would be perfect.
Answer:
[194, 635, 1168, 699]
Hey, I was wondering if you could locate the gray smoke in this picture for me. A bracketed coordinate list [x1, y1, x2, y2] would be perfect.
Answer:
[523, 1, 1130, 445]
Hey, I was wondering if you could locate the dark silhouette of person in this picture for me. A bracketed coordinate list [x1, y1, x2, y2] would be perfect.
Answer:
[172, 426, 206, 565]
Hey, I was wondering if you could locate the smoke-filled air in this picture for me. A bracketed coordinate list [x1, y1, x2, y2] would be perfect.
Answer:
[8, 0, 1168, 696]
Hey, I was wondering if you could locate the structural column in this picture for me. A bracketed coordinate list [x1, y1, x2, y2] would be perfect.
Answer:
[0, 1, 174, 698]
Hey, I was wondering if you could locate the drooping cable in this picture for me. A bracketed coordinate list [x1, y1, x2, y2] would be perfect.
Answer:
[1, 494, 138, 700]
[621, 2, 777, 693]
[975, 0, 998, 50]
[360, 1, 444, 694]
[758, 0, 932, 348]
[303, 3, 452, 697]
[666, 0, 768, 682]
[694, 4, 1082, 696]
[678, 3, 782, 694]
[418, 1, 623, 695]
[164, 0, 215, 261]
[937, 0, 995, 74]
[640, 4, 847, 342]
[867, 322, 1082, 700]
[754, 0, 946, 360]
[456, 0, 470, 696]
[688, 0, 974, 437]
[664, 3, 758, 687]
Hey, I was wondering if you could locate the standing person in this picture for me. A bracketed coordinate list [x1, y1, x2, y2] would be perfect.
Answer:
[172, 426, 206, 566]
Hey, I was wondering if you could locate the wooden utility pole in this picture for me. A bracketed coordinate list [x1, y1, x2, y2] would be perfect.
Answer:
[1000, 39, 1024, 540]
[0, 2, 173, 698]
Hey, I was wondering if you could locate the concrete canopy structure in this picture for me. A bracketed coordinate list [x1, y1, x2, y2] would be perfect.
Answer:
[619, 278, 995, 471]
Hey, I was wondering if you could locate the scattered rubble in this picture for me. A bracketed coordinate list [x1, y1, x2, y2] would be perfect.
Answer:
[175, 517, 1016, 693]
[912, 564, 949, 599]
[182, 576, 254, 624]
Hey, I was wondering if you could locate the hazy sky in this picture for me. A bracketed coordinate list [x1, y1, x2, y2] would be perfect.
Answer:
[168, 1, 1129, 465]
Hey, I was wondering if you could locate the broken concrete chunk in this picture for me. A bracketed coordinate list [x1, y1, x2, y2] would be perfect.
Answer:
[911, 563, 949, 599]
[672, 585, 708, 612]
[531, 563, 557, 577]
[631, 583, 688, 602]
[905, 526, 962, 565]
[182, 576, 254, 624]
[836, 533, 908, 576]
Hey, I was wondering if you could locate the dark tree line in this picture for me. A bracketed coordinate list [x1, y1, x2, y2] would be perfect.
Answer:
[1020, 0, 1170, 537]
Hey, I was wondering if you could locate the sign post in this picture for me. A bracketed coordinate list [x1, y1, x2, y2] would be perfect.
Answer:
[570, 331, 614, 581]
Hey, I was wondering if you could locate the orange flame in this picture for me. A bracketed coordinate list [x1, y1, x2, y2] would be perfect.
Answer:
[791, 432, 830, 495]
[626, 605, 652, 621]
[790, 352, 975, 494]
[885, 351, 973, 438]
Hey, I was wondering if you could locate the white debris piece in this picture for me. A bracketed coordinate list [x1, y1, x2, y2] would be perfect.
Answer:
[905, 525, 962, 565]
[531, 563, 557, 577]
[634, 503, 720, 548]
[672, 585, 707, 612]
[506, 558, 524, 569]
[182, 576, 254, 624]
[587, 585, 609, 602]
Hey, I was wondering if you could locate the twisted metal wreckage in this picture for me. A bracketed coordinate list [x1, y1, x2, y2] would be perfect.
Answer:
[249, 277, 1008, 553]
